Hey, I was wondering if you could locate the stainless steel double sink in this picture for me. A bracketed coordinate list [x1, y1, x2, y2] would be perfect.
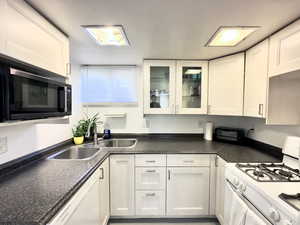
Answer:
[48, 139, 137, 160]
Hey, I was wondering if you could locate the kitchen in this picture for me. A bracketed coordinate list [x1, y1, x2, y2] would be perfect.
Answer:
[0, 0, 300, 225]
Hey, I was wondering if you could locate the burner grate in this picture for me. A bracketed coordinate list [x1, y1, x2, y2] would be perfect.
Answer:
[236, 163, 300, 182]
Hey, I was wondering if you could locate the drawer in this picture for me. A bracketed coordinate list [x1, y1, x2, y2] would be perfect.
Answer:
[135, 154, 166, 167]
[136, 167, 166, 190]
[167, 154, 210, 167]
[136, 190, 165, 216]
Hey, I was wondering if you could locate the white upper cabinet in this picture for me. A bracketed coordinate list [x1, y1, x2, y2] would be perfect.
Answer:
[244, 40, 269, 118]
[0, 0, 5, 53]
[208, 53, 245, 116]
[144, 60, 176, 114]
[269, 19, 300, 77]
[176, 61, 208, 114]
[2, 0, 70, 77]
[144, 60, 209, 115]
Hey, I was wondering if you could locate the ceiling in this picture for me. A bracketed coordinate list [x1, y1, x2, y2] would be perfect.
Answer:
[28, 0, 300, 65]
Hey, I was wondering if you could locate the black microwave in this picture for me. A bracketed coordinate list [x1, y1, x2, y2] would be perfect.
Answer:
[0, 67, 71, 122]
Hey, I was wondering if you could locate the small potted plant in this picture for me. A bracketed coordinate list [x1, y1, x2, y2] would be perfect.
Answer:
[72, 124, 85, 145]
[79, 113, 103, 139]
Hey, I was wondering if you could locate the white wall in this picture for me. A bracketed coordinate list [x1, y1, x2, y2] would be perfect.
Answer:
[240, 117, 300, 148]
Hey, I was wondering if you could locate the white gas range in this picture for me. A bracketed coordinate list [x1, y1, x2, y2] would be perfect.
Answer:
[224, 136, 300, 225]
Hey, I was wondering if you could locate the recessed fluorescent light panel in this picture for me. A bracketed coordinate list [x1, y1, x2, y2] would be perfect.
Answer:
[206, 26, 259, 47]
[83, 25, 130, 46]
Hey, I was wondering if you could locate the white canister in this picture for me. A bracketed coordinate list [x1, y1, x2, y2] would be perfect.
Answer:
[204, 122, 213, 141]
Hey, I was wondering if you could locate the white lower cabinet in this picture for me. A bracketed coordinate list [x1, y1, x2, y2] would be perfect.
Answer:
[99, 158, 110, 225]
[48, 169, 101, 225]
[136, 167, 166, 190]
[215, 156, 226, 225]
[136, 191, 166, 216]
[110, 154, 135, 216]
[166, 167, 210, 216]
[135, 154, 166, 216]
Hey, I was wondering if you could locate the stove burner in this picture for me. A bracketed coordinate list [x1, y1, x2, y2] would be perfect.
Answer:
[245, 169, 274, 181]
[276, 169, 293, 178]
[236, 163, 300, 182]
[253, 169, 265, 177]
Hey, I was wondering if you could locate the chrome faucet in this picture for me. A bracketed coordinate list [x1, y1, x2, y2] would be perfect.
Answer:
[93, 125, 98, 146]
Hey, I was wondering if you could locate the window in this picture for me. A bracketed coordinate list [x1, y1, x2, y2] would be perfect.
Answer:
[81, 66, 138, 105]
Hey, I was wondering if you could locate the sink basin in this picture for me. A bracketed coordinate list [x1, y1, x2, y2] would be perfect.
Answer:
[82, 139, 137, 149]
[98, 139, 137, 148]
[49, 147, 100, 160]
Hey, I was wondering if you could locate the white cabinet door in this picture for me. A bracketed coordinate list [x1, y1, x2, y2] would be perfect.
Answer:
[0, 0, 6, 54]
[99, 158, 110, 225]
[144, 60, 176, 114]
[4, 0, 70, 76]
[176, 61, 208, 114]
[215, 157, 226, 225]
[244, 40, 269, 118]
[136, 190, 165, 216]
[166, 167, 210, 216]
[208, 53, 245, 116]
[110, 155, 135, 216]
[48, 169, 101, 225]
[269, 19, 300, 77]
[136, 167, 166, 190]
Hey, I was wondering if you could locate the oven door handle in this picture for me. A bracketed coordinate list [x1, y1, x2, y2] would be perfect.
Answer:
[225, 179, 273, 225]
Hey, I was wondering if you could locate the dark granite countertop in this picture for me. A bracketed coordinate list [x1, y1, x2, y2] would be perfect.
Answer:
[0, 135, 281, 225]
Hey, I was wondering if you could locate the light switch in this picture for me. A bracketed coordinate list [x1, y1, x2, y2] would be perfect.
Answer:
[0, 137, 8, 154]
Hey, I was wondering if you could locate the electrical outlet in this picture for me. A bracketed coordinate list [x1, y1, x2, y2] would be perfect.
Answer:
[0, 137, 8, 154]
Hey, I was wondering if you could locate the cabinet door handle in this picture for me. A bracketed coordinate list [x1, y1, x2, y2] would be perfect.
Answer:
[145, 193, 156, 197]
[258, 104, 263, 116]
[66, 63, 71, 75]
[99, 168, 104, 180]
[145, 160, 156, 163]
[146, 169, 156, 173]
[168, 170, 171, 180]
[215, 156, 218, 167]
[207, 105, 211, 114]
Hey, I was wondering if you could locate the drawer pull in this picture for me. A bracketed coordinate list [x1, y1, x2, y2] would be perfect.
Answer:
[145, 193, 156, 197]
[99, 168, 104, 180]
[146, 170, 156, 173]
[145, 160, 156, 163]
[183, 160, 194, 163]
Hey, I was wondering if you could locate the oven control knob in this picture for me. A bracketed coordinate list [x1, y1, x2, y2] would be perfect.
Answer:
[269, 208, 280, 222]
[239, 183, 247, 192]
[233, 177, 240, 186]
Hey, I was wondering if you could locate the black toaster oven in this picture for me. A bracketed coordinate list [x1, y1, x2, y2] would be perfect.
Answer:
[214, 127, 245, 144]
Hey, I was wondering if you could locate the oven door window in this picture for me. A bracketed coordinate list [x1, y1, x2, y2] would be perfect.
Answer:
[10, 76, 65, 114]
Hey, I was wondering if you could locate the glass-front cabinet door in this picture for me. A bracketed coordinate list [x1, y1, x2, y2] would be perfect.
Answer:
[176, 61, 208, 114]
[144, 60, 176, 114]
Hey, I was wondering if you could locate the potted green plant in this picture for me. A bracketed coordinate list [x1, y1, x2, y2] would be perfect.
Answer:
[79, 113, 103, 139]
[72, 124, 85, 145]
